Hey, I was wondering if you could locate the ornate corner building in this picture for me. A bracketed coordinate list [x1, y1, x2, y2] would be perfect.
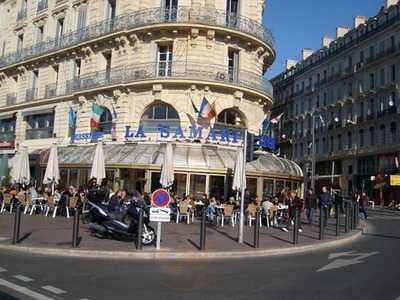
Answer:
[0, 0, 303, 198]
[271, 0, 400, 203]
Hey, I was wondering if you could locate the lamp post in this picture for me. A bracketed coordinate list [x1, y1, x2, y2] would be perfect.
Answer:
[311, 114, 316, 192]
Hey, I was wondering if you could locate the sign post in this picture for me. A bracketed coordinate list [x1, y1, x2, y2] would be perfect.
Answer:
[150, 189, 171, 250]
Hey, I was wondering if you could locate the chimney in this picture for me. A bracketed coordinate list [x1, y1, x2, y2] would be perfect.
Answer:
[336, 26, 350, 38]
[321, 36, 334, 48]
[301, 48, 314, 60]
[286, 59, 297, 70]
[385, 0, 399, 9]
[354, 16, 368, 28]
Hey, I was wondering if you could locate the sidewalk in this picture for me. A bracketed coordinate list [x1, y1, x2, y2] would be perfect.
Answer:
[0, 213, 362, 259]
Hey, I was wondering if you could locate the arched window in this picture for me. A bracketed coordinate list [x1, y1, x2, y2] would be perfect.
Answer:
[93, 107, 113, 134]
[140, 102, 180, 132]
[215, 109, 246, 129]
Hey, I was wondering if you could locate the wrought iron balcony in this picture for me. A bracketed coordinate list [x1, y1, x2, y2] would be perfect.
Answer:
[26, 128, 54, 140]
[37, 0, 48, 13]
[25, 88, 38, 102]
[68, 61, 273, 98]
[16, 9, 27, 21]
[0, 6, 274, 69]
[44, 84, 58, 98]
[6, 93, 17, 105]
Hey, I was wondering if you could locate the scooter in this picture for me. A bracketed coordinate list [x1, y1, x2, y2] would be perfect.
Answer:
[88, 200, 156, 246]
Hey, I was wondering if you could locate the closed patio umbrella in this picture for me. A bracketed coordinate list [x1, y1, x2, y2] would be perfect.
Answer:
[90, 142, 106, 182]
[160, 143, 174, 188]
[0, 154, 8, 179]
[43, 144, 60, 193]
[11, 147, 30, 185]
[232, 147, 246, 192]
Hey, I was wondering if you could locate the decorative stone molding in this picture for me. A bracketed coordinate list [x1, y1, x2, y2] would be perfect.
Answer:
[0, 72, 6, 87]
[190, 28, 199, 47]
[80, 46, 94, 63]
[234, 90, 244, 103]
[52, 5, 68, 18]
[152, 84, 163, 101]
[32, 14, 48, 26]
[72, 0, 88, 8]
[77, 95, 86, 106]
[115, 34, 137, 55]
[206, 30, 215, 49]
[17, 66, 27, 80]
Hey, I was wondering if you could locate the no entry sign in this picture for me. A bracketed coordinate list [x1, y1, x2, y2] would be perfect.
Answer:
[151, 189, 171, 208]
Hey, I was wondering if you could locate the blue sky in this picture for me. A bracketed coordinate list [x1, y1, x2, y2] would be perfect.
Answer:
[263, 0, 384, 79]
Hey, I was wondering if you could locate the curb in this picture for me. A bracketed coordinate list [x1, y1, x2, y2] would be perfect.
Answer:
[0, 229, 363, 261]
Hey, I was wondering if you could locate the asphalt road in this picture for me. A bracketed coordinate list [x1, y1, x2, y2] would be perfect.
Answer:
[0, 208, 399, 300]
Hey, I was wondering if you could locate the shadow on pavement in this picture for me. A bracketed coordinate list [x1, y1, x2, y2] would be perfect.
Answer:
[362, 232, 400, 240]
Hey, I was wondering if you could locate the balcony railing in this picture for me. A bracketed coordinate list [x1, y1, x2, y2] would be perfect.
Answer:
[25, 88, 38, 102]
[0, 6, 274, 69]
[16, 9, 27, 21]
[67, 61, 273, 98]
[37, 0, 48, 13]
[44, 84, 58, 98]
[26, 128, 53, 140]
[6, 93, 17, 105]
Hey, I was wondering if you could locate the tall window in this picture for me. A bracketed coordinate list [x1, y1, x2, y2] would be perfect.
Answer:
[36, 26, 44, 44]
[330, 136, 334, 153]
[103, 52, 112, 82]
[359, 102, 364, 120]
[76, 5, 87, 31]
[347, 132, 352, 149]
[95, 108, 113, 134]
[55, 18, 65, 46]
[390, 122, 397, 143]
[157, 45, 173, 77]
[369, 126, 375, 146]
[0, 118, 16, 141]
[140, 103, 180, 133]
[380, 125, 386, 144]
[337, 134, 342, 151]
[391, 65, 396, 82]
[380, 68, 385, 86]
[369, 73, 375, 90]
[106, 0, 116, 30]
[359, 129, 364, 148]
[228, 48, 239, 82]
[17, 33, 24, 52]
[164, 0, 178, 21]
[226, 0, 239, 26]
[74, 59, 81, 78]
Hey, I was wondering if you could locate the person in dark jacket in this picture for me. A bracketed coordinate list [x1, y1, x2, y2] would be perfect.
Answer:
[282, 191, 304, 232]
[305, 189, 318, 224]
[319, 186, 332, 227]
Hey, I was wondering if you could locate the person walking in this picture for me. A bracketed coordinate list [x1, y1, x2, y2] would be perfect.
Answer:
[282, 191, 304, 232]
[360, 192, 369, 219]
[319, 186, 332, 227]
[305, 189, 317, 225]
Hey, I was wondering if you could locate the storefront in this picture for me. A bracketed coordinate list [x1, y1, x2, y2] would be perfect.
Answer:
[36, 142, 303, 200]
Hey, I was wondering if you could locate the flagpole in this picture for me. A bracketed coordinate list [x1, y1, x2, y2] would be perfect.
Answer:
[238, 128, 247, 244]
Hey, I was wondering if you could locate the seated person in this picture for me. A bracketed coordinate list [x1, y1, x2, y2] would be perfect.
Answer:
[206, 197, 217, 222]
[261, 197, 278, 227]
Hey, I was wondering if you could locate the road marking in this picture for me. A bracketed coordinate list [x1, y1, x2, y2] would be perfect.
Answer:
[41, 285, 67, 295]
[0, 278, 55, 300]
[318, 251, 379, 272]
[13, 275, 34, 282]
[0, 267, 7, 272]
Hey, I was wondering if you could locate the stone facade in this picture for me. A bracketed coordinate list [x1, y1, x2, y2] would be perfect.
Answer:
[0, 0, 275, 153]
[271, 0, 400, 202]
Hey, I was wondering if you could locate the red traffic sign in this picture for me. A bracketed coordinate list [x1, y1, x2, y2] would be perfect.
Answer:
[151, 189, 171, 208]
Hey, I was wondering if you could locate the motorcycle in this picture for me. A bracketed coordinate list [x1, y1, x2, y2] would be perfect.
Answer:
[87, 200, 156, 246]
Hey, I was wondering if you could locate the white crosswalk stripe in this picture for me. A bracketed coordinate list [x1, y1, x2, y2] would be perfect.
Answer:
[41, 285, 67, 295]
[0, 267, 7, 272]
[0, 278, 55, 300]
[13, 275, 34, 282]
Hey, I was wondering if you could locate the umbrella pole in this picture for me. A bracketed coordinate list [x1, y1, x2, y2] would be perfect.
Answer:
[238, 129, 247, 244]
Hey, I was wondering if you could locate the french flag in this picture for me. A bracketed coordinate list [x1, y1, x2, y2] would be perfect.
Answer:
[198, 97, 216, 121]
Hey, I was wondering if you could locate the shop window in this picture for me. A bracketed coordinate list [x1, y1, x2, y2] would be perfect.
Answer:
[0, 118, 16, 141]
[190, 174, 206, 198]
[285, 181, 292, 191]
[69, 169, 79, 187]
[78, 169, 89, 187]
[172, 173, 187, 198]
[275, 180, 284, 195]
[209, 176, 225, 201]
[246, 177, 257, 199]
[140, 102, 180, 133]
[263, 179, 274, 197]
[60, 169, 68, 185]
[151, 172, 161, 192]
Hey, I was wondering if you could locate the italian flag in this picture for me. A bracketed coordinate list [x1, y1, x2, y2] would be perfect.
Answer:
[91, 103, 105, 130]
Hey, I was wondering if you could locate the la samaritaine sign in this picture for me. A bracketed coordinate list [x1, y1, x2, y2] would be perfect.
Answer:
[71, 125, 277, 150]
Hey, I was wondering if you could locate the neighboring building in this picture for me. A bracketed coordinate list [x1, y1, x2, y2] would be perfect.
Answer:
[271, 0, 400, 203]
[0, 0, 303, 198]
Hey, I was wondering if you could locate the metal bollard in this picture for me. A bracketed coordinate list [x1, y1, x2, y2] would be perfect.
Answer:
[200, 206, 207, 251]
[356, 202, 360, 228]
[344, 202, 349, 233]
[72, 208, 80, 248]
[293, 207, 299, 245]
[253, 208, 261, 248]
[136, 208, 143, 250]
[335, 202, 340, 236]
[319, 207, 324, 240]
[12, 204, 21, 244]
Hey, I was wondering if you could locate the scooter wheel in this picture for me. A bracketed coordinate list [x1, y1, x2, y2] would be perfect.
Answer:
[141, 229, 156, 245]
